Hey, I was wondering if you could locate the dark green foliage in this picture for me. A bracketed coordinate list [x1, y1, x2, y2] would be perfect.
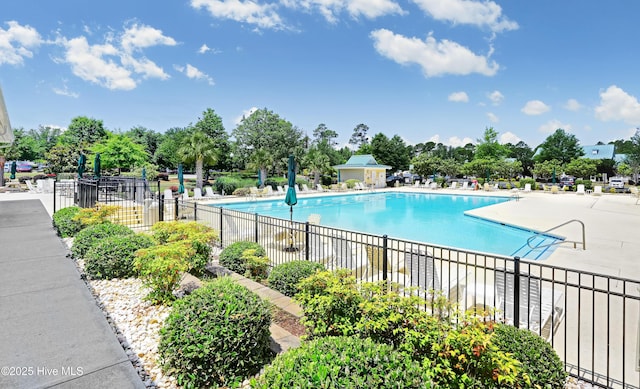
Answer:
[219, 241, 266, 274]
[71, 222, 134, 259]
[252, 336, 431, 388]
[268, 260, 325, 297]
[212, 175, 254, 195]
[519, 177, 537, 189]
[52, 206, 82, 237]
[159, 277, 273, 388]
[264, 176, 287, 188]
[575, 179, 593, 190]
[84, 233, 154, 279]
[492, 324, 567, 388]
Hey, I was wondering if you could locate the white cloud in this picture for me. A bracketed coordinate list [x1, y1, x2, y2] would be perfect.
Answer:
[411, 0, 518, 33]
[235, 106, 258, 125]
[199, 44, 210, 54]
[281, 0, 404, 23]
[56, 23, 175, 90]
[52, 82, 79, 98]
[370, 29, 499, 77]
[486, 112, 499, 123]
[120, 23, 177, 53]
[538, 119, 572, 134]
[487, 90, 503, 105]
[500, 131, 521, 144]
[448, 91, 468, 102]
[595, 85, 640, 125]
[0, 21, 42, 66]
[521, 100, 550, 115]
[564, 98, 582, 112]
[448, 136, 474, 147]
[427, 134, 440, 143]
[174, 64, 215, 85]
[190, 0, 285, 30]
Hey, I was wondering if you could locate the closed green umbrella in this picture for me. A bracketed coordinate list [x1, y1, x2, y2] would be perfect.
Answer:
[284, 155, 298, 252]
[141, 167, 146, 181]
[177, 164, 184, 194]
[93, 153, 101, 179]
[257, 170, 262, 188]
[552, 167, 556, 184]
[77, 154, 86, 179]
[10, 160, 16, 180]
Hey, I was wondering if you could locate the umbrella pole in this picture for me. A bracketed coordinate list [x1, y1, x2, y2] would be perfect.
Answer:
[288, 206, 295, 251]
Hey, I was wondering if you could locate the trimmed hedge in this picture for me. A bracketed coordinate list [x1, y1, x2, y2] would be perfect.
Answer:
[150, 221, 217, 275]
[268, 260, 324, 297]
[52, 206, 82, 237]
[492, 324, 567, 388]
[252, 336, 430, 388]
[71, 222, 134, 259]
[159, 277, 272, 388]
[84, 233, 154, 279]
[219, 241, 266, 275]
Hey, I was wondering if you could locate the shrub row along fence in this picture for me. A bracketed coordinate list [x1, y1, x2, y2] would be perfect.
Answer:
[54, 179, 640, 388]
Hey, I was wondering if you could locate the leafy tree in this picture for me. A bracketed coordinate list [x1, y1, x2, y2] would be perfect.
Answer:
[531, 159, 563, 181]
[462, 158, 496, 180]
[616, 162, 632, 178]
[475, 127, 507, 160]
[60, 116, 107, 146]
[610, 138, 634, 155]
[370, 133, 410, 172]
[91, 134, 148, 173]
[193, 108, 231, 171]
[303, 148, 331, 186]
[565, 158, 598, 179]
[439, 158, 463, 179]
[627, 129, 640, 183]
[154, 127, 190, 170]
[348, 123, 369, 150]
[247, 149, 274, 188]
[454, 143, 475, 163]
[124, 126, 162, 158]
[505, 141, 534, 176]
[412, 154, 442, 178]
[45, 143, 80, 173]
[232, 108, 305, 171]
[178, 131, 218, 189]
[494, 160, 523, 180]
[312, 123, 338, 147]
[534, 129, 584, 164]
[4, 128, 39, 161]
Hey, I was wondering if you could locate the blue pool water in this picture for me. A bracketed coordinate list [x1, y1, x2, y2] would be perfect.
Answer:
[216, 192, 560, 259]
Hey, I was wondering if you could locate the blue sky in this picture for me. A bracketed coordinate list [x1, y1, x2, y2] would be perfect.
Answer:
[2, 0, 640, 149]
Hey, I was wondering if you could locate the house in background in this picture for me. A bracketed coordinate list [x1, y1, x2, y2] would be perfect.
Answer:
[333, 154, 391, 188]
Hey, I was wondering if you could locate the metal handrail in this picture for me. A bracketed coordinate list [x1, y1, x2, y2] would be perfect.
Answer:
[526, 219, 586, 250]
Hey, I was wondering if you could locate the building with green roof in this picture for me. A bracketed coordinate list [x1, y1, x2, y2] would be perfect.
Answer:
[333, 154, 391, 188]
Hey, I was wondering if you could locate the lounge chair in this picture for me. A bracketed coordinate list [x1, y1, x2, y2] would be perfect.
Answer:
[316, 183, 326, 192]
[365, 245, 392, 280]
[402, 250, 466, 302]
[277, 185, 285, 195]
[593, 185, 603, 196]
[193, 187, 204, 200]
[263, 186, 275, 196]
[302, 184, 313, 192]
[330, 236, 365, 276]
[295, 184, 301, 193]
[576, 184, 585, 195]
[450, 181, 458, 190]
[494, 269, 565, 341]
[25, 180, 40, 193]
[308, 214, 321, 225]
[461, 182, 469, 190]
[249, 187, 262, 197]
[204, 186, 219, 198]
[523, 183, 532, 192]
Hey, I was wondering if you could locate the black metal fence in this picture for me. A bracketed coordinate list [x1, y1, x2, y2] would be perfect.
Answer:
[54, 181, 640, 388]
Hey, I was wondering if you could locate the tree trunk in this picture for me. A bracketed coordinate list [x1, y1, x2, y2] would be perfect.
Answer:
[313, 171, 320, 186]
[196, 159, 203, 189]
[260, 167, 268, 188]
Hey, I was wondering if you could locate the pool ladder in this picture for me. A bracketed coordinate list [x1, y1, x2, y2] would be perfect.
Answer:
[526, 219, 586, 251]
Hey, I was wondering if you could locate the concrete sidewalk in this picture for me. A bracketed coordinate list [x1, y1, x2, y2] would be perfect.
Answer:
[0, 200, 144, 389]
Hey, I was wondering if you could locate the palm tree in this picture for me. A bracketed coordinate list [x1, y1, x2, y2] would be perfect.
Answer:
[247, 149, 274, 189]
[304, 149, 331, 186]
[178, 131, 218, 190]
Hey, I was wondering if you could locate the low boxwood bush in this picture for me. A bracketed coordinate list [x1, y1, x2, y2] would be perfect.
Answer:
[219, 241, 266, 275]
[519, 178, 537, 189]
[71, 222, 134, 259]
[159, 277, 272, 388]
[134, 241, 192, 304]
[492, 323, 567, 388]
[575, 179, 593, 190]
[84, 233, 154, 279]
[252, 336, 430, 388]
[268, 260, 325, 297]
[52, 206, 82, 237]
[213, 175, 255, 195]
[150, 221, 217, 275]
[74, 204, 121, 227]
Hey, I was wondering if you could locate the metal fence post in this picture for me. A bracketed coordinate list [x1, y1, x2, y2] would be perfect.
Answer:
[219, 208, 224, 247]
[254, 213, 259, 243]
[382, 234, 388, 281]
[513, 256, 520, 328]
[194, 202, 198, 221]
[159, 193, 164, 222]
[174, 197, 179, 220]
[53, 181, 57, 213]
[305, 222, 310, 261]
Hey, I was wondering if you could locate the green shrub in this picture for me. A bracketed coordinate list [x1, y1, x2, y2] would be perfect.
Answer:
[575, 179, 593, 190]
[213, 175, 255, 195]
[252, 336, 430, 389]
[52, 206, 82, 237]
[159, 277, 272, 388]
[268, 260, 325, 297]
[240, 248, 269, 281]
[134, 241, 192, 304]
[345, 179, 360, 189]
[84, 233, 154, 279]
[75, 204, 121, 227]
[232, 187, 251, 196]
[264, 176, 287, 188]
[71, 222, 134, 259]
[219, 241, 266, 274]
[150, 221, 217, 275]
[492, 324, 567, 388]
[519, 178, 537, 190]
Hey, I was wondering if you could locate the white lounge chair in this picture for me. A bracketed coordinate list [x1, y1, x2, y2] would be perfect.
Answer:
[25, 180, 40, 193]
[523, 183, 532, 192]
[277, 185, 285, 195]
[494, 269, 565, 341]
[593, 185, 603, 196]
[316, 183, 326, 192]
[204, 186, 219, 198]
[193, 187, 204, 200]
[450, 181, 458, 190]
[365, 245, 392, 280]
[302, 184, 313, 192]
[330, 236, 365, 276]
[576, 184, 585, 195]
[461, 182, 469, 190]
[263, 186, 275, 196]
[295, 184, 301, 193]
[403, 250, 466, 302]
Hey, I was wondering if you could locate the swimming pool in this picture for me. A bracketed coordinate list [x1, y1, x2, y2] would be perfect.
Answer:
[215, 192, 561, 259]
